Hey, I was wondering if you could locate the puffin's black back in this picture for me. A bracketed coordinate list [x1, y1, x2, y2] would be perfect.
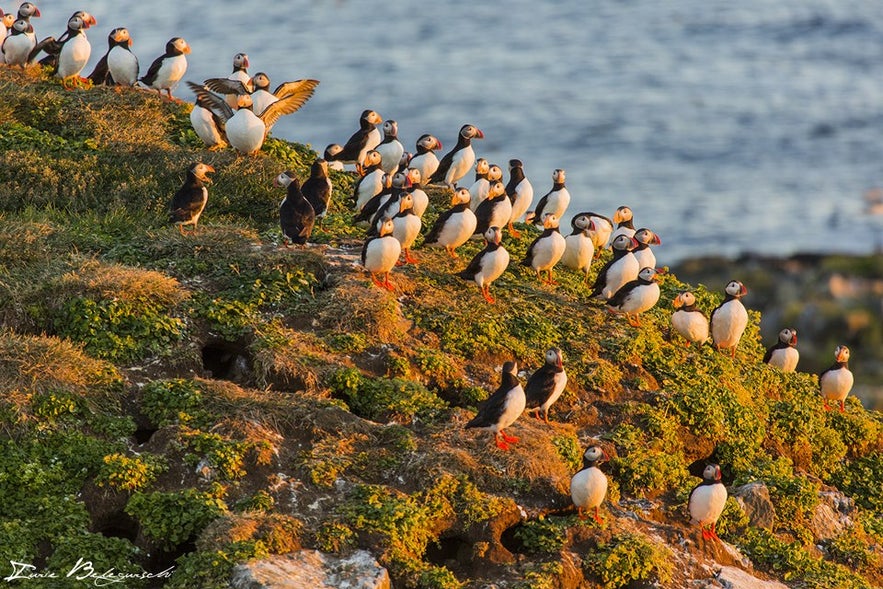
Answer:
[280, 178, 316, 244]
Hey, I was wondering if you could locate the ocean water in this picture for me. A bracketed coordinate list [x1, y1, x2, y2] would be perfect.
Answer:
[28, 0, 883, 263]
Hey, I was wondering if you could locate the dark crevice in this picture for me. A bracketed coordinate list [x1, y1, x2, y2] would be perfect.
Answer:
[499, 523, 527, 555]
[134, 427, 157, 445]
[201, 339, 252, 383]
[425, 535, 472, 567]
[94, 510, 139, 542]
[142, 538, 196, 587]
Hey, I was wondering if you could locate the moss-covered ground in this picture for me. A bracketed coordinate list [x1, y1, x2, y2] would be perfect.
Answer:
[0, 66, 881, 588]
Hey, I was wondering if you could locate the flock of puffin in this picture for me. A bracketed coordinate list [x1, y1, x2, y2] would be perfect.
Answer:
[2, 2, 859, 543]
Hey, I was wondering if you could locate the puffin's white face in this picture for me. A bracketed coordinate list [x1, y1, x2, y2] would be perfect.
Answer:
[18, 2, 39, 18]
[171, 37, 191, 55]
[778, 328, 797, 346]
[703, 464, 721, 482]
[382, 120, 397, 137]
[545, 348, 563, 367]
[2, 13, 15, 29]
[251, 72, 271, 91]
[399, 152, 413, 168]
[638, 267, 658, 282]
[392, 171, 408, 189]
[673, 291, 696, 308]
[835, 345, 850, 363]
[417, 134, 440, 151]
[614, 206, 633, 223]
[324, 144, 343, 158]
[399, 192, 414, 211]
[725, 280, 747, 298]
[12, 17, 31, 33]
[73, 11, 96, 28]
[378, 217, 395, 237]
[273, 171, 294, 188]
[487, 165, 503, 182]
[634, 228, 660, 245]
[406, 167, 421, 185]
[452, 187, 471, 206]
[460, 124, 484, 139]
[365, 110, 382, 125]
[552, 168, 566, 184]
[363, 150, 382, 168]
[484, 226, 502, 245]
[584, 446, 605, 463]
[233, 52, 249, 69]
[611, 234, 636, 252]
[542, 214, 559, 229]
[67, 16, 85, 32]
[474, 158, 489, 175]
[236, 93, 254, 110]
[111, 27, 131, 45]
[191, 162, 215, 183]
[488, 181, 505, 199]
[573, 215, 594, 231]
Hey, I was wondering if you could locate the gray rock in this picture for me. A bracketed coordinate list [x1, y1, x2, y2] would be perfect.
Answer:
[716, 566, 788, 589]
[733, 482, 775, 530]
[809, 502, 845, 541]
[231, 549, 390, 589]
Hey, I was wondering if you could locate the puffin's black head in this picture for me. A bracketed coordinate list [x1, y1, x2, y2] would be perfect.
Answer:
[778, 328, 797, 347]
[484, 226, 502, 246]
[10, 17, 31, 34]
[459, 124, 484, 140]
[724, 280, 747, 299]
[399, 151, 413, 169]
[572, 214, 594, 233]
[109, 27, 131, 47]
[165, 37, 191, 56]
[17, 2, 40, 19]
[610, 234, 638, 252]
[544, 347, 563, 369]
[637, 267, 660, 283]
[552, 168, 566, 184]
[509, 159, 523, 170]
[391, 171, 412, 190]
[66, 15, 86, 34]
[406, 167, 422, 186]
[71, 10, 96, 28]
[834, 345, 850, 364]
[311, 158, 329, 177]
[273, 170, 298, 189]
[251, 72, 271, 91]
[634, 227, 661, 246]
[702, 463, 722, 483]
[488, 181, 505, 199]
[487, 164, 503, 182]
[502, 360, 518, 377]
[377, 217, 395, 238]
[474, 158, 489, 175]
[363, 150, 382, 169]
[613, 205, 633, 224]
[673, 291, 696, 309]
[398, 191, 414, 212]
[188, 162, 215, 184]
[1, 13, 15, 30]
[324, 144, 343, 160]
[232, 52, 249, 70]
[416, 134, 441, 151]
[361, 110, 382, 125]
[541, 213, 560, 230]
[582, 445, 608, 468]
[382, 120, 398, 138]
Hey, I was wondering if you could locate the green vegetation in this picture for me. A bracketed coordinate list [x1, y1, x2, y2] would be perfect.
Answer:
[0, 66, 881, 589]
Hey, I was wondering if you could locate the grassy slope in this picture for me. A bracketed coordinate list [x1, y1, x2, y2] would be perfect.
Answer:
[0, 67, 881, 589]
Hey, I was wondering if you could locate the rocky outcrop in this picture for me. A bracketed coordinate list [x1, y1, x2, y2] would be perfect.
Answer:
[732, 482, 775, 530]
[714, 566, 789, 589]
[230, 550, 390, 589]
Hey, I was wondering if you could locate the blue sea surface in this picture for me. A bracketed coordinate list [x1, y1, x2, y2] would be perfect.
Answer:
[37, 0, 883, 262]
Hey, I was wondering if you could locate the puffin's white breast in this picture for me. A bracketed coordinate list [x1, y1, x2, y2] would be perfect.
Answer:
[820, 367, 854, 401]
[474, 247, 510, 288]
[434, 209, 477, 249]
[410, 189, 429, 218]
[634, 248, 657, 271]
[377, 140, 404, 175]
[251, 89, 278, 116]
[616, 282, 660, 315]
[529, 232, 566, 271]
[561, 233, 594, 273]
[496, 385, 526, 432]
[689, 483, 727, 526]
[546, 188, 571, 220]
[363, 235, 401, 274]
[711, 300, 748, 349]
[446, 146, 475, 186]
[541, 370, 567, 411]
[469, 178, 490, 211]
[190, 105, 224, 147]
[225, 110, 266, 154]
[570, 466, 608, 510]
[601, 254, 639, 299]
[392, 215, 421, 249]
[769, 347, 799, 372]
[355, 170, 386, 211]
[57, 34, 90, 78]
[672, 310, 709, 344]
[154, 54, 187, 89]
[509, 179, 534, 222]
[411, 152, 439, 183]
[107, 46, 138, 85]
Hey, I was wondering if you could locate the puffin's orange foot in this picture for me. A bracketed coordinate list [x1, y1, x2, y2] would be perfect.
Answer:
[593, 509, 604, 525]
[370, 273, 385, 288]
[494, 437, 511, 451]
[501, 431, 519, 443]
[839, 402, 845, 413]
[823, 401, 832, 411]
[404, 251, 420, 264]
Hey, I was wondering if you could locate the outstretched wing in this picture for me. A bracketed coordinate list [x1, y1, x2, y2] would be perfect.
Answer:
[185, 81, 235, 123]
[272, 78, 319, 99]
[257, 79, 319, 128]
[202, 77, 250, 96]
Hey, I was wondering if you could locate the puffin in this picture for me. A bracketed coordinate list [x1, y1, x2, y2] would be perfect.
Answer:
[560, 214, 595, 282]
[275, 170, 315, 246]
[763, 328, 799, 372]
[606, 267, 661, 327]
[1, 12, 15, 37]
[570, 446, 609, 523]
[324, 109, 382, 174]
[688, 463, 727, 542]
[232, 73, 320, 117]
[473, 181, 511, 238]
[140, 37, 191, 100]
[589, 234, 640, 300]
[352, 150, 386, 211]
[221, 52, 250, 109]
[54, 15, 93, 89]
[2, 18, 35, 67]
[376, 120, 405, 174]
[572, 211, 614, 255]
[530, 169, 570, 226]
[610, 205, 636, 242]
[465, 361, 526, 451]
[169, 162, 214, 235]
[467, 158, 491, 212]
[404, 167, 429, 218]
[186, 81, 318, 155]
[391, 192, 422, 265]
[408, 134, 442, 183]
[429, 124, 485, 190]
[710, 280, 749, 357]
[457, 226, 510, 304]
[524, 347, 567, 423]
[365, 171, 412, 233]
[88, 27, 138, 87]
[361, 217, 401, 291]
[422, 187, 477, 258]
[506, 159, 534, 238]
[820, 345, 854, 412]
[189, 88, 228, 150]
[301, 158, 332, 220]
[2, 2, 39, 66]
[29, 9, 95, 72]
[632, 227, 661, 270]
[520, 214, 566, 284]
[671, 291, 709, 347]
